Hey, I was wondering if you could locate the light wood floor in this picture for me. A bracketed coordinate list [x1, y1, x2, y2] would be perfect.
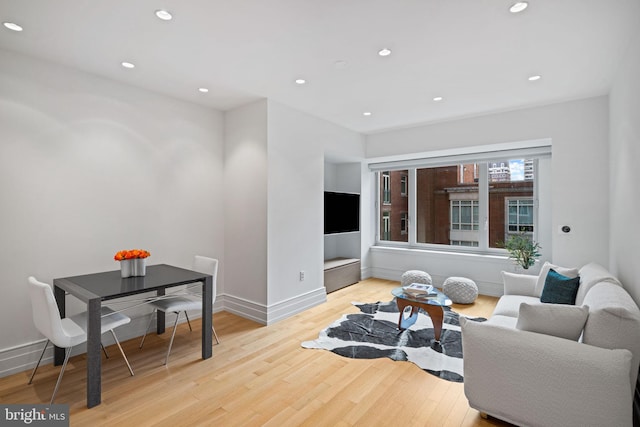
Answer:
[0, 278, 513, 426]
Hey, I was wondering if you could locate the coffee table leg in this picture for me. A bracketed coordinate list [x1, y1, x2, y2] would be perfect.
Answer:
[423, 305, 444, 341]
[396, 298, 411, 329]
[397, 298, 445, 341]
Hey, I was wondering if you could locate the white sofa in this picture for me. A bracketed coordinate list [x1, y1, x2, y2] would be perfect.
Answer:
[461, 262, 640, 427]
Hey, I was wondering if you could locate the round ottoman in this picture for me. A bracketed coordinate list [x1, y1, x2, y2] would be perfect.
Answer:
[401, 270, 432, 287]
[443, 277, 478, 304]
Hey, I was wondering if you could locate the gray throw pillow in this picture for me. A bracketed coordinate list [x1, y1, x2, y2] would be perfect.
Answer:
[516, 302, 589, 341]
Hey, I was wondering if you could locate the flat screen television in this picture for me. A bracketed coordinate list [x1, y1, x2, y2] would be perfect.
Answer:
[324, 191, 360, 234]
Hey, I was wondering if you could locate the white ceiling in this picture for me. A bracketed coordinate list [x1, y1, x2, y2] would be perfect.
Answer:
[1, 0, 638, 134]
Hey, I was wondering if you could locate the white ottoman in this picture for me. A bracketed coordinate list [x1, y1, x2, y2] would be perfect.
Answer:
[443, 277, 478, 304]
[401, 270, 432, 287]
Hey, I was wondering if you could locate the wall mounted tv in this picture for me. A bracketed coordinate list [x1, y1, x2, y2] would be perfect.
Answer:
[324, 191, 360, 234]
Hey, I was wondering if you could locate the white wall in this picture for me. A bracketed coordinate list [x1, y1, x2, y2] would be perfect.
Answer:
[267, 100, 364, 321]
[0, 49, 224, 375]
[365, 97, 610, 294]
[610, 29, 640, 303]
[223, 100, 269, 321]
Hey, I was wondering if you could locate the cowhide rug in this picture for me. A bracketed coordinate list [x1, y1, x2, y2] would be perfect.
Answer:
[301, 299, 485, 382]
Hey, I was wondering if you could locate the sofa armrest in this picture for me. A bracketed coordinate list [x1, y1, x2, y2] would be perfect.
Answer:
[461, 318, 633, 427]
[501, 271, 538, 296]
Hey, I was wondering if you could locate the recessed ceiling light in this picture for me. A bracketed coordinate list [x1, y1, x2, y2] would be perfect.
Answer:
[433, 96, 443, 102]
[198, 88, 209, 93]
[295, 79, 306, 85]
[509, 2, 528, 13]
[3, 22, 23, 32]
[363, 112, 372, 116]
[378, 48, 392, 57]
[155, 10, 173, 21]
[528, 75, 541, 81]
[121, 62, 135, 69]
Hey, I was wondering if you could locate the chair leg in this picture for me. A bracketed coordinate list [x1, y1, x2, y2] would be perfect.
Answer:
[164, 312, 181, 365]
[139, 309, 157, 349]
[109, 330, 134, 376]
[212, 325, 220, 345]
[184, 311, 193, 331]
[28, 340, 50, 385]
[50, 347, 72, 404]
[102, 343, 109, 359]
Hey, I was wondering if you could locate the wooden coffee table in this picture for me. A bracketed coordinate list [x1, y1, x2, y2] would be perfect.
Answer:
[392, 287, 452, 341]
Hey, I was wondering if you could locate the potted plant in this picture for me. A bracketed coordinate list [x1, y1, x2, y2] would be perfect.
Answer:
[500, 232, 541, 270]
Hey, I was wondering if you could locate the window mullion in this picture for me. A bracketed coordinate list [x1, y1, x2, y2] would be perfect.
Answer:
[478, 162, 489, 250]
[408, 168, 417, 246]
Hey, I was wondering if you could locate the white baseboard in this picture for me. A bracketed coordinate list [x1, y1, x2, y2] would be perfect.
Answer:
[266, 287, 327, 325]
[219, 287, 327, 325]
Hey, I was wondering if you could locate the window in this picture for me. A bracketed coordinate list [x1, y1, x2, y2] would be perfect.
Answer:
[382, 211, 390, 240]
[382, 172, 391, 205]
[488, 159, 534, 248]
[372, 146, 548, 254]
[378, 170, 409, 242]
[507, 198, 534, 234]
[415, 164, 479, 245]
[450, 240, 479, 247]
[451, 200, 479, 231]
[400, 212, 408, 235]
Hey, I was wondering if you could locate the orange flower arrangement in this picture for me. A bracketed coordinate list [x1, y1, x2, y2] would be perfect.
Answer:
[114, 249, 151, 261]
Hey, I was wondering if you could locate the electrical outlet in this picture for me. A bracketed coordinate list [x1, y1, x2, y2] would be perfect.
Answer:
[299, 271, 305, 281]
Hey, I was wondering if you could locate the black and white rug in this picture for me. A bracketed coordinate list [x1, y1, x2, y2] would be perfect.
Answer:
[301, 299, 485, 382]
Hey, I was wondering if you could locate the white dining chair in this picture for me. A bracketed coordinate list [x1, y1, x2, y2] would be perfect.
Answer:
[139, 256, 219, 365]
[27, 276, 134, 404]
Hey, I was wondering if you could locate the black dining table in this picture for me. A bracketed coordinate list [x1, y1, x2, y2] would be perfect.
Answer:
[53, 263, 213, 408]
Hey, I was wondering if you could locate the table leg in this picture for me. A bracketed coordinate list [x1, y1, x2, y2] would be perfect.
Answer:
[86, 297, 102, 408]
[53, 285, 66, 366]
[202, 276, 212, 359]
[156, 288, 166, 334]
[396, 298, 413, 329]
[395, 298, 445, 341]
[421, 305, 445, 341]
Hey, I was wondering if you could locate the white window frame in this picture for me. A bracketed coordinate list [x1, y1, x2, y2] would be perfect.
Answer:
[370, 143, 550, 255]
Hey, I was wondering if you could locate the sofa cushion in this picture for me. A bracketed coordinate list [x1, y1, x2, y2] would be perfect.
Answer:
[502, 271, 538, 296]
[534, 261, 579, 297]
[582, 282, 640, 394]
[540, 269, 581, 304]
[516, 302, 589, 341]
[575, 262, 622, 306]
[493, 295, 540, 318]
[484, 314, 518, 329]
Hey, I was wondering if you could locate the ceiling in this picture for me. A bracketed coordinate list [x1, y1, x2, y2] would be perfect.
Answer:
[0, 0, 638, 134]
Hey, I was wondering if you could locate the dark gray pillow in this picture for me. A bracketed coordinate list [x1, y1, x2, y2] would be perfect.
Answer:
[540, 268, 580, 304]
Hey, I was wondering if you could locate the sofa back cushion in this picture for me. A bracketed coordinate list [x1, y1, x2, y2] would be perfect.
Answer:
[582, 282, 640, 394]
